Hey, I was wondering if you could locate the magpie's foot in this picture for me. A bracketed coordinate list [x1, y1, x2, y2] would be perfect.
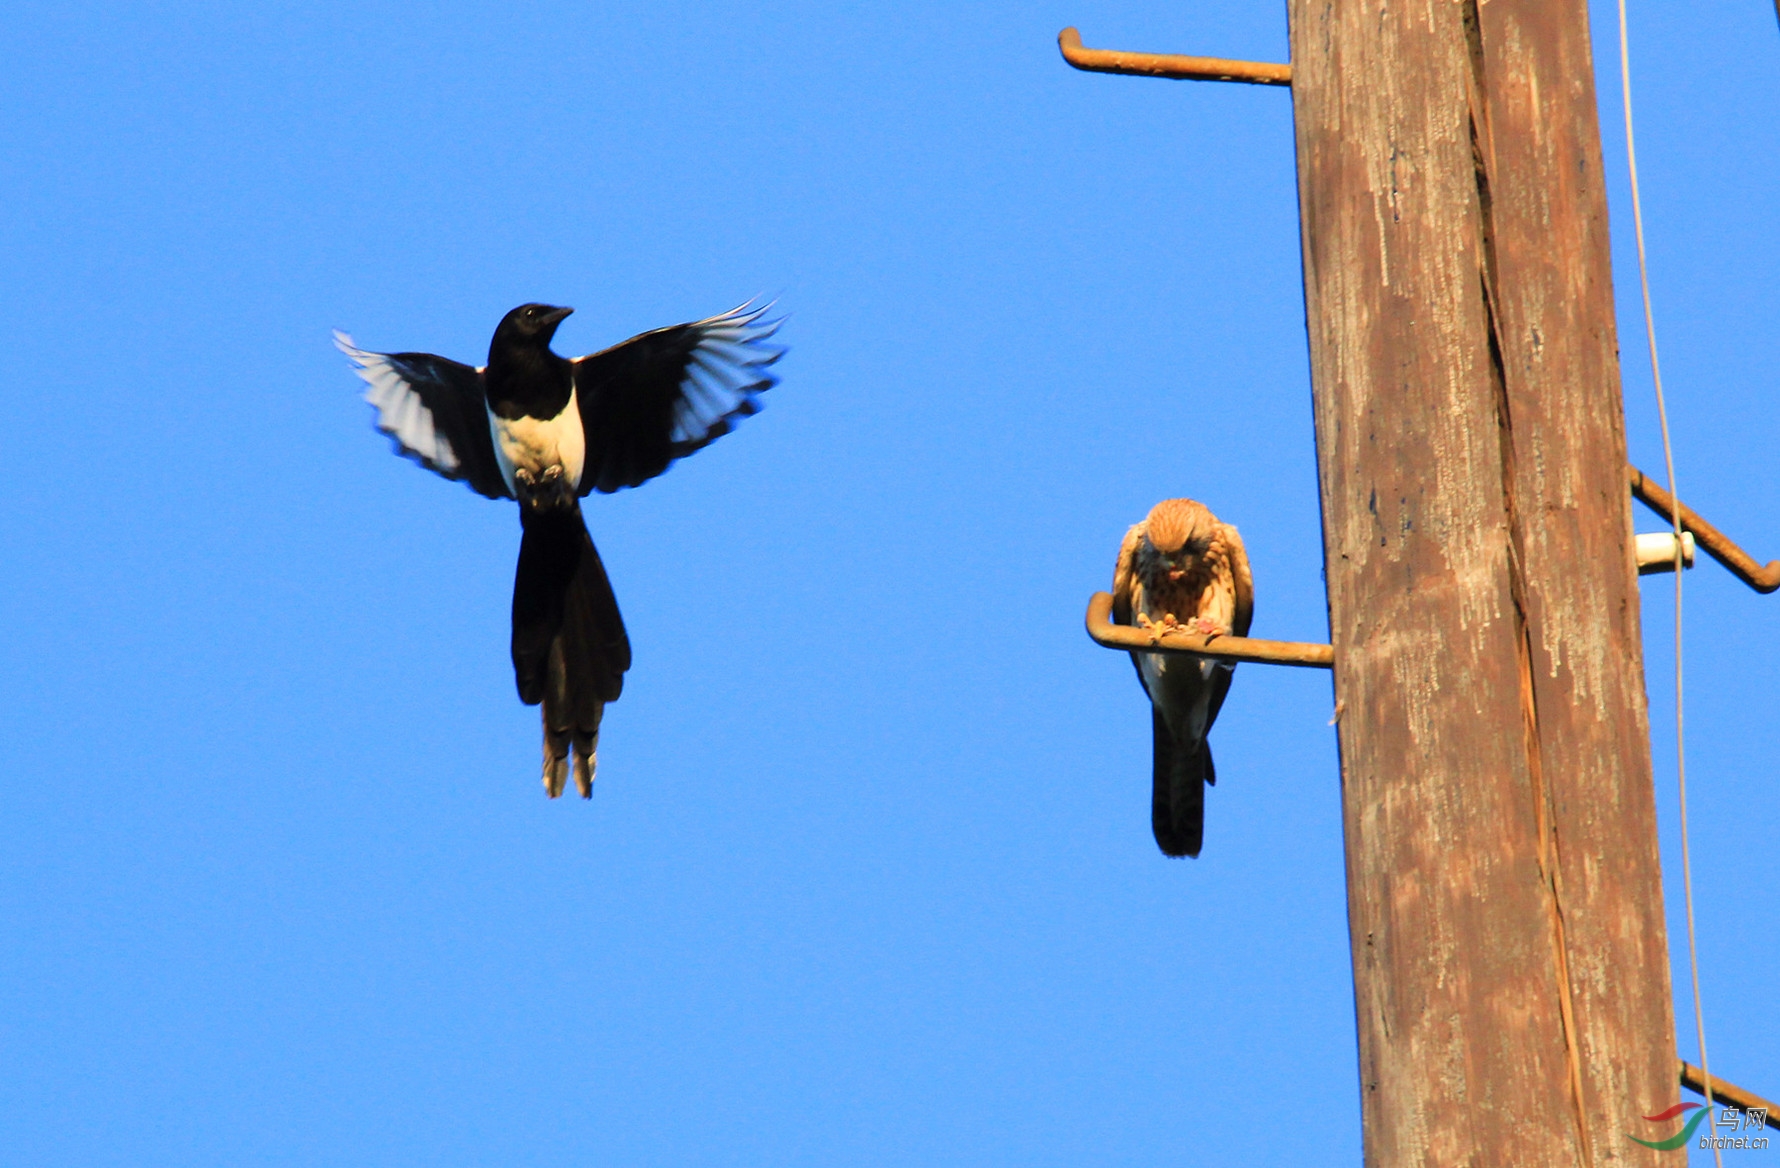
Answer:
[542, 723, 570, 799]
[516, 465, 572, 512]
[571, 728, 597, 799]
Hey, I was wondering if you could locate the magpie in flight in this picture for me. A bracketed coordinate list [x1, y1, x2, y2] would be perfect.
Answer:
[336, 301, 783, 798]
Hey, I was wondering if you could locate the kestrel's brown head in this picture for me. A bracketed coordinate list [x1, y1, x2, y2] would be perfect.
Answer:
[1141, 498, 1220, 582]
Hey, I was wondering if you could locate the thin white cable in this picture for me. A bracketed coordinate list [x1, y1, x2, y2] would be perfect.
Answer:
[1615, 2, 1721, 1162]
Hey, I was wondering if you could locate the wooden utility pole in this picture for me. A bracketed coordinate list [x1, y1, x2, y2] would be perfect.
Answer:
[1287, 0, 1678, 1162]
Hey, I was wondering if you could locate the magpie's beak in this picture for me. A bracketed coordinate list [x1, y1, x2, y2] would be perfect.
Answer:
[540, 306, 574, 325]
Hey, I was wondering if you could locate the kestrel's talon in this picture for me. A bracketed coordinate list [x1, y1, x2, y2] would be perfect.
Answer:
[1139, 612, 1187, 643]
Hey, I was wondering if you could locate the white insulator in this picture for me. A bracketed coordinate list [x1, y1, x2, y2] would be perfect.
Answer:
[1635, 531, 1696, 574]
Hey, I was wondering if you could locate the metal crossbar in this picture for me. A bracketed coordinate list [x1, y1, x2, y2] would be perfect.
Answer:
[1057, 28, 1290, 86]
[1629, 465, 1780, 593]
[1084, 592, 1332, 668]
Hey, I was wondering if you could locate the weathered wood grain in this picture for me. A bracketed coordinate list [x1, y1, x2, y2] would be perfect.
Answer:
[1470, 2, 1677, 1162]
[1285, 0, 1677, 1162]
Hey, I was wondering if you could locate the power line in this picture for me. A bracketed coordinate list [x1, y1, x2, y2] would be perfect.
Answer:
[1614, 3, 1721, 1163]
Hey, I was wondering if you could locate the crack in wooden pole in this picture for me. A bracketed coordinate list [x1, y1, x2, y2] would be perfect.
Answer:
[1286, 0, 1679, 1160]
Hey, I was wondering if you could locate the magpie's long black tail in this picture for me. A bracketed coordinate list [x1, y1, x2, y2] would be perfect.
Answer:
[512, 503, 631, 798]
[1150, 707, 1208, 858]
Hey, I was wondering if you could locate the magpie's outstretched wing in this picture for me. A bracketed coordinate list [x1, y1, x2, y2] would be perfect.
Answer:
[335, 331, 512, 500]
[571, 302, 784, 495]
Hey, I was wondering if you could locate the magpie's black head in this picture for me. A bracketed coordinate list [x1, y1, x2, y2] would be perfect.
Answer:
[495, 303, 574, 349]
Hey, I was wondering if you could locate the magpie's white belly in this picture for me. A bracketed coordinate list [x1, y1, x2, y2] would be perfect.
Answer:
[490, 388, 586, 498]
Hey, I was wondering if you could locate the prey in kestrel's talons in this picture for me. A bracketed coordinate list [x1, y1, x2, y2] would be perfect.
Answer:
[338, 301, 784, 798]
[1112, 498, 1254, 857]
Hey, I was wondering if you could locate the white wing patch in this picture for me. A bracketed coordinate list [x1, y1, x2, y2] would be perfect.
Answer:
[334, 330, 467, 473]
[671, 303, 785, 444]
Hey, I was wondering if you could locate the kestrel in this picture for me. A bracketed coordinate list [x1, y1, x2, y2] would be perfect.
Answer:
[337, 301, 783, 797]
[1111, 498, 1254, 857]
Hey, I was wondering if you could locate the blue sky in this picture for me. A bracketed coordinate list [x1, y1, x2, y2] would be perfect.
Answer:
[0, 2, 1773, 1164]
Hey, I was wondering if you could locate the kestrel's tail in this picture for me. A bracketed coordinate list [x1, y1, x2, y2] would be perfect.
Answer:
[511, 503, 631, 798]
[1150, 708, 1211, 857]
